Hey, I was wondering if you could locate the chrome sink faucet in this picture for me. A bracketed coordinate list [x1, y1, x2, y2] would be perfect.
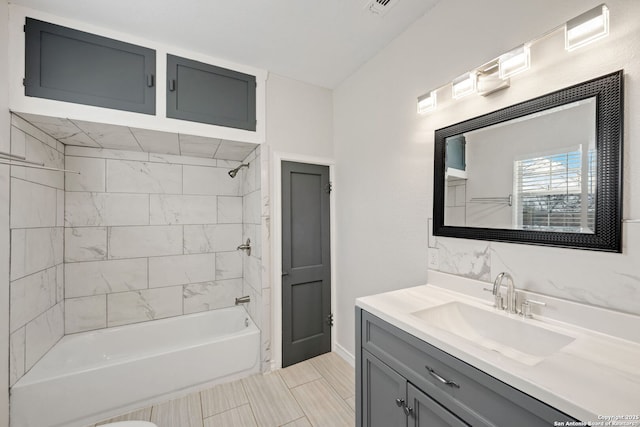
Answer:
[487, 272, 518, 313]
[495, 272, 517, 314]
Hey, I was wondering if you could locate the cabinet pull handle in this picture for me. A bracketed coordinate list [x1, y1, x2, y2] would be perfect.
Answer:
[395, 398, 405, 407]
[403, 405, 414, 417]
[169, 79, 176, 91]
[426, 366, 460, 389]
[147, 74, 155, 87]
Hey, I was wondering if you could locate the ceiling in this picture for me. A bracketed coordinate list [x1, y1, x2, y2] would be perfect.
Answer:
[16, 112, 258, 161]
[10, 0, 441, 89]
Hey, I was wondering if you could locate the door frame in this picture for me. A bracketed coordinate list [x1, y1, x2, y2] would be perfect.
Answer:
[272, 151, 336, 370]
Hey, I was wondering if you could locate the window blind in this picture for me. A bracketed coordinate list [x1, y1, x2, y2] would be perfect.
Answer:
[515, 150, 596, 232]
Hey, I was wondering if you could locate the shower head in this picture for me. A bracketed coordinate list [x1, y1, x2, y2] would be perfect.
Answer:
[228, 163, 249, 178]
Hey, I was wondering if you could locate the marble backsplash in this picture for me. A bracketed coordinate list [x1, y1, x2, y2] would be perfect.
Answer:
[429, 220, 640, 316]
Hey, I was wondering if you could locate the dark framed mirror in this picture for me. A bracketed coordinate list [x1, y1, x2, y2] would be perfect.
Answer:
[433, 70, 623, 252]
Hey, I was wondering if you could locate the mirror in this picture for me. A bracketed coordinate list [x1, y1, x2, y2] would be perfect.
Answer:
[433, 71, 623, 252]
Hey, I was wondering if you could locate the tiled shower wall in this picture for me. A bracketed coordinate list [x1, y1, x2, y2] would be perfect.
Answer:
[8, 115, 65, 386]
[240, 146, 272, 370]
[63, 146, 250, 332]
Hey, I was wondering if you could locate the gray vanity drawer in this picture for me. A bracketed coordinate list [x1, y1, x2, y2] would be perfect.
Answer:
[361, 311, 576, 426]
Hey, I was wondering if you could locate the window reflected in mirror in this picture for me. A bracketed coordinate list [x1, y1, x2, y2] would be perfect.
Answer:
[443, 98, 596, 234]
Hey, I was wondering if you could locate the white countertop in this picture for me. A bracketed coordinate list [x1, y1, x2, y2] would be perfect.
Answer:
[356, 280, 640, 422]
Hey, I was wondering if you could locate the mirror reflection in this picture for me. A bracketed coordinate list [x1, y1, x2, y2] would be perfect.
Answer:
[444, 98, 596, 233]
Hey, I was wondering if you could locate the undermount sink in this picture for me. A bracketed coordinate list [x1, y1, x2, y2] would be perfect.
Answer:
[411, 302, 575, 365]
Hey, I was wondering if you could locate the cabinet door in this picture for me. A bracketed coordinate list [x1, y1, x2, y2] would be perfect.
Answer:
[407, 383, 468, 427]
[25, 18, 156, 114]
[362, 350, 406, 427]
[166, 55, 256, 131]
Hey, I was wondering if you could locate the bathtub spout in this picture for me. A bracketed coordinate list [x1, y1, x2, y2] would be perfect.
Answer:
[235, 295, 251, 305]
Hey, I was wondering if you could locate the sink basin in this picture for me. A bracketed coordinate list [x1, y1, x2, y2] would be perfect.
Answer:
[411, 302, 575, 365]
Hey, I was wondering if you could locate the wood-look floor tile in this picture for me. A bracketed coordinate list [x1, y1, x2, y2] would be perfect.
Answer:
[309, 352, 355, 399]
[150, 393, 203, 427]
[345, 396, 356, 412]
[241, 372, 304, 427]
[281, 417, 313, 426]
[203, 404, 257, 427]
[279, 360, 322, 389]
[201, 379, 248, 417]
[291, 378, 354, 427]
[95, 407, 152, 425]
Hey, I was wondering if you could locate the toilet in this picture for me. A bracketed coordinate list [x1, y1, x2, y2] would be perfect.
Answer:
[100, 422, 157, 427]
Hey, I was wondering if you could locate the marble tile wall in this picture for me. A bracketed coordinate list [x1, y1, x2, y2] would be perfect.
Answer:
[240, 146, 272, 371]
[64, 146, 252, 334]
[428, 220, 640, 317]
[8, 114, 65, 387]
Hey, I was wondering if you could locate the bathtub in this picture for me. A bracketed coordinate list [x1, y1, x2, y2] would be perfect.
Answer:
[10, 306, 260, 427]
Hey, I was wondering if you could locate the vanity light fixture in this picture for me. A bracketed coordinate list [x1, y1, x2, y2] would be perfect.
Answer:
[565, 4, 609, 51]
[417, 91, 437, 114]
[416, 3, 612, 115]
[452, 72, 477, 99]
[478, 60, 510, 96]
[498, 44, 531, 79]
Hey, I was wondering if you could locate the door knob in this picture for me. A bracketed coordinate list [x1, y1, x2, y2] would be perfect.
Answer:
[395, 398, 405, 407]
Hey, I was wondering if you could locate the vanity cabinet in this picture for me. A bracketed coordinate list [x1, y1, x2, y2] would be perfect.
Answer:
[356, 308, 578, 427]
[24, 18, 156, 115]
[363, 349, 467, 426]
[166, 54, 257, 131]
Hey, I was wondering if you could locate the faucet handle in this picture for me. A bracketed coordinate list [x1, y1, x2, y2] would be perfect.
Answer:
[483, 287, 504, 310]
[520, 299, 546, 318]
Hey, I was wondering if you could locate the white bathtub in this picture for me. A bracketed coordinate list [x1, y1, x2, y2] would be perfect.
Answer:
[10, 306, 260, 427]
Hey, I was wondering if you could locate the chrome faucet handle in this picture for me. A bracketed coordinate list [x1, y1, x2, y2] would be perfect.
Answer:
[520, 299, 546, 318]
[483, 288, 504, 310]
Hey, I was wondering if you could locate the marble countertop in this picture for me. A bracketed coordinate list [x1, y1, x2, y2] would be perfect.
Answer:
[356, 282, 640, 422]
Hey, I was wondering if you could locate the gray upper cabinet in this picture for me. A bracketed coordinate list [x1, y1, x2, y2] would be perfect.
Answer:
[24, 18, 156, 115]
[166, 54, 256, 131]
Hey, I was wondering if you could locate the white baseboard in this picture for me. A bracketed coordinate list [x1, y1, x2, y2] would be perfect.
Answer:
[334, 342, 355, 367]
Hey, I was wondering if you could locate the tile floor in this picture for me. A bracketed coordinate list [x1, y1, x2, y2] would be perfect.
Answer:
[91, 352, 355, 427]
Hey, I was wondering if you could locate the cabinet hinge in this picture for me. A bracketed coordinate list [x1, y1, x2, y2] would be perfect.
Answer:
[23, 25, 26, 32]
[324, 182, 333, 194]
[327, 313, 334, 327]
[22, 78, 26, 87]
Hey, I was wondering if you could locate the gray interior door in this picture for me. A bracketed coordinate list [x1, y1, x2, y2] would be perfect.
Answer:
[282, 161, 331, 367]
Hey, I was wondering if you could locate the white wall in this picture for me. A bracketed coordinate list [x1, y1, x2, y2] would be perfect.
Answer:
[0, 0, 10, 424]
[334, 0, 640, 356]
[266, 74, 334, 159]
[265, 73, 335, 367]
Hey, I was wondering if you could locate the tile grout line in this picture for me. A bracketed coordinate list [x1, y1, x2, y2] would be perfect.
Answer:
[309, 355, 354, 402]
[198, 390, 205, 426]
[238, 376, 262, 427]
[285, 376, 320, 426]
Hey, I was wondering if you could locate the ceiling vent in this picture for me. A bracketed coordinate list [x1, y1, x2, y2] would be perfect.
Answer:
[364, 0, 400, 16]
